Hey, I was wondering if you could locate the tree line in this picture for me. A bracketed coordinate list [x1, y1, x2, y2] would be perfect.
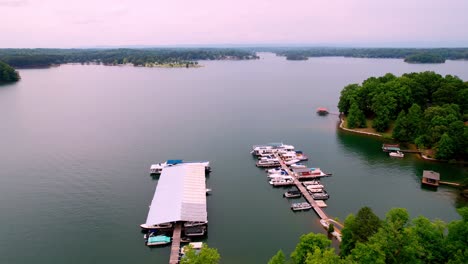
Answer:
[338, 72, 467, 160]
[0, 48, 259, 68]
[268, 206, 468, 264]
[270, 48, 468, 63]
[0, 61, 20, 83]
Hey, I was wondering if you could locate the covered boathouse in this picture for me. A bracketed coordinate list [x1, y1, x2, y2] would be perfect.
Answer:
[144, 163, 207, 227]
[422, 170, 440, 187]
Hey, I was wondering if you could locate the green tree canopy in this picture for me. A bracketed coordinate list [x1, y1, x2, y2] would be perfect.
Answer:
[0, 61, 20, 83]
[180, 244, 220, 264]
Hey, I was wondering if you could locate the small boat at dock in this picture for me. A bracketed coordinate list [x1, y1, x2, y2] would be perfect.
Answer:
[184, 221, 208, 228]
[291, 202, 312, 211]
[311, 191, 330, 200]
[302, 180, 321, 186]
[140, 222, 173, 230]
[285, 159, 301, 165]
[184, 226, 207, 237]
[290, 163, 307, 169]
[150, 160, 211, 175]
[146, 234, 172, 246]
[389, 151, 404, 158]
[284, 190, 301, 198]
[256, 159, 280, 167]
[270, 179, 295, 186]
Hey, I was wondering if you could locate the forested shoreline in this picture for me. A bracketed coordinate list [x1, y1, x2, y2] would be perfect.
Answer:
[268, 207, 468, 264]
[269, 47, 468, 63]
[338, 72, 467, 161]
[0, 48, 259, 68]
[0, 61, 20, 83]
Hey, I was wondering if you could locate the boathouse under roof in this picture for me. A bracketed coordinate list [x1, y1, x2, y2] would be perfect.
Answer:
[422, 170, 440, 187]
[145, 163, 207, 225]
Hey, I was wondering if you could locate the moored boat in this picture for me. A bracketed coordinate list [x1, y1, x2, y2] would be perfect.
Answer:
[284, 190, 301, 198]
[184, 221, 208, 228]
[146, 235, 172, 246]
[291, 202, 312, 211]
[311, 191, 330, 200]
[150, 160, 211, 174]
[184, 226, 207, 237]
[389, 151, 404, 158]
[140, 222, 173, 230]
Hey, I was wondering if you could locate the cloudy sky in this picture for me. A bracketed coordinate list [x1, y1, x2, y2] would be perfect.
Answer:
[1, 0, 468, 48]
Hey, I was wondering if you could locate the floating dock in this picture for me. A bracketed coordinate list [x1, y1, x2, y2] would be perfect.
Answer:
[272, 152, 342, 240]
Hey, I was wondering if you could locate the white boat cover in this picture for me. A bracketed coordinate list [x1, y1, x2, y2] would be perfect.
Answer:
[145, 164, 207, 225]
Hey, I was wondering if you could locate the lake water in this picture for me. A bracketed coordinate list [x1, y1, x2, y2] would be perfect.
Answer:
[0, 53, 466, 264]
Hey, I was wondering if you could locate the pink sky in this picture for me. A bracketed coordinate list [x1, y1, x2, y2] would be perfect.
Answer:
[1, 0, 468, 48]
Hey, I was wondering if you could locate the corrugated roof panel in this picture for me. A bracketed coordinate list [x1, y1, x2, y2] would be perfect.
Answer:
[144, 163, 207, 225]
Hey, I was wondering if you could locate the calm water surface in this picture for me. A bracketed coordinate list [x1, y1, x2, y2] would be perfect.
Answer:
[0, 53, 466, 263]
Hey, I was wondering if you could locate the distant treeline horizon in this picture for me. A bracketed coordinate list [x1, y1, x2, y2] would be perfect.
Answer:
[1, 47, 468, 68]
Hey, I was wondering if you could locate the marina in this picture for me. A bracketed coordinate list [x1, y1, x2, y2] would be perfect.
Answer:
[251, 143, 343, 241]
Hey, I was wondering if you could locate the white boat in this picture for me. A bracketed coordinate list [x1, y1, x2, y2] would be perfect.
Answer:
[251, 143, 294, 156]
[206, 188, 212, 195]
[306, 184, 324, 189]
[267, 174, 293, 180]
[140, 222, 173, 230]
[270, 179, 294, 186]
[302, 180, 321, 186]
[308, 188, 324, 193]
[266, 168, 288, 175]
[389, 151, 404, 158]
[285, 159, 301, 165]
[184, 221, 208, 228]
[150, 160, 211, 174]
[291, 202, 312, 211]
[290, 163, 307, 169]
[256, 160, 280, 167]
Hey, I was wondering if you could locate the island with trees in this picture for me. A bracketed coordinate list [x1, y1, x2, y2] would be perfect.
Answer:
[404, 52, 446, 63]
[0, 48, 259, 68]
[0, 61, 20, 83]
[268, 47, 468, 63]
[338, 71, 467, 161]
[268, 206, 468, 264]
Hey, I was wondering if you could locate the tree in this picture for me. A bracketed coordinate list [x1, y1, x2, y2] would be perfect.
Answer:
[180, 244, 220, 264]
[347, 101, 366, 129]
[305, 248, 343, 264]
[410, 216, 447, 263]
[446, 207, 468, 263]
[338, 84, 360, 114]
[268, 250, 286, 264]
[393, 111, 410, 141]
[290, 233, 331, 264]
[340, 207, 382, 256]
[0, 61, 20, 83]
[436, 133, 456, 160]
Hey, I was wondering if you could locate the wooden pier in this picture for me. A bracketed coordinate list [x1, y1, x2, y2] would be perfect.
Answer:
[274, 153, 342, 239]
[169, 223, 182, 264]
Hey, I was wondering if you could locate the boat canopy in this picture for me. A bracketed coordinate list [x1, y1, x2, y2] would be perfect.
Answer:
[144, 164, 207, 225]
[166, 159, 183, 165]
[148, 236, 171, 243]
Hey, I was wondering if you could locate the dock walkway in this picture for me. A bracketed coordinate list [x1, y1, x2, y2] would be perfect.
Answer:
[169, 223, 182, 264]
[274, 153, 342, 238]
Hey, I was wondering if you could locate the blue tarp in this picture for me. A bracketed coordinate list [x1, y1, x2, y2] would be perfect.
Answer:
[167, 160, 183, 165]
[148, 236, 171, 243]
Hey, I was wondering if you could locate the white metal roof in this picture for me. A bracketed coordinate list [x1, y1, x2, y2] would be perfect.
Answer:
[145, 163, 207, 225]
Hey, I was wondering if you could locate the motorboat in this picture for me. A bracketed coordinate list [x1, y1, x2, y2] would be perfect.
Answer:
[267, 168, 288, 175]
[269, 179, 294, 186]
[284, 190, 301, 198]
[140, 222, 173, 230]
[306, 184, 324, 189]
[251, 143, 295, 156]
[256, 160, 280, 168]
[302, 180, 321, 186]
[389, 151, 404, 158]
[184, 226, 207, 237]
[150, 160, 211, 174]
[290, 163, 307, 169]
[291, 202, 312, 211]
[184, 221, 208, 228]
[285, 159, 301, 165]
[267, 174, 293, 180]
[311, 191, 330, 200]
